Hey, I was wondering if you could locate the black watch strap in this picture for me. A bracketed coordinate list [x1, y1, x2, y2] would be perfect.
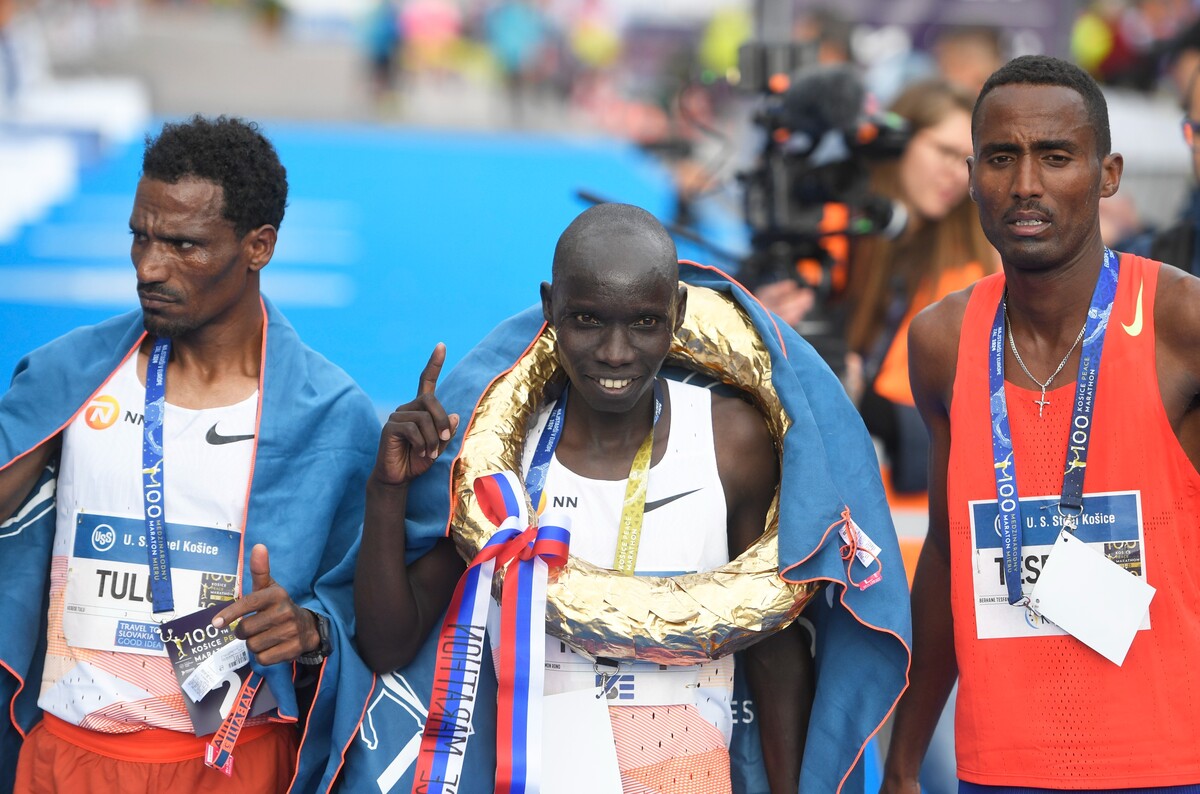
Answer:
[298, 610, 332, 665]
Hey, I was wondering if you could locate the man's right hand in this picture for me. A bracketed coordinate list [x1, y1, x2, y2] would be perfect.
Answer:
[357, 343, 468, 672]
[374, 343, 460, 485]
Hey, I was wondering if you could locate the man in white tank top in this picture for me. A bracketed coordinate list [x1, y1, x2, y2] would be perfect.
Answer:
[357, 204, 813, 793]
[0, 116, 379, 793]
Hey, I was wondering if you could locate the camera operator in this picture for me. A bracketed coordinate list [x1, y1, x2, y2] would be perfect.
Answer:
[748, 77, 994, 492]
[843, 78, 996, 493]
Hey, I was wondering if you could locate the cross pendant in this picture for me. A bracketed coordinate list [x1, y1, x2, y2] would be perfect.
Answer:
[1034, 391, 1050, 417]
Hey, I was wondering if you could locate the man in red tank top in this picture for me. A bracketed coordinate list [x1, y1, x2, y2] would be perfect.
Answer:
[882, 56, 1200, 793]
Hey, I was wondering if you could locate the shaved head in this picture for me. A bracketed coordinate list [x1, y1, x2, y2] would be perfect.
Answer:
[551, 203, 678, 288]
[541, 203, 686, 416]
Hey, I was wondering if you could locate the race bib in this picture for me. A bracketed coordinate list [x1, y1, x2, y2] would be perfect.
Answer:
[64, 511, 240, 655]
[968, 490, 1149, 640]
[543, 638, 703, 705]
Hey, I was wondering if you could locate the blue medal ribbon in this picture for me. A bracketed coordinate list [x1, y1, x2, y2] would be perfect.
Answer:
[524, 378, 664, 512]
[988, 249, 1119, 605]
[523, 390, 567, 512]
[143, 337, 175, 614]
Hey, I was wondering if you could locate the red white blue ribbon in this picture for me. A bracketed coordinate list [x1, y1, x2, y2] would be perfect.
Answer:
[412, 471, 569, 794]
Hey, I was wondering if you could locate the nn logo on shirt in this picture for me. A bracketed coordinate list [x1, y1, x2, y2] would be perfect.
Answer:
[84, 395, 120, 430]
[83, 396, 142, 429]
[551, 496, 578, 508]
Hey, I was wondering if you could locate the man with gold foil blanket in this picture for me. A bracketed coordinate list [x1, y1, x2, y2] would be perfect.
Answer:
[343, 204, 911, 793]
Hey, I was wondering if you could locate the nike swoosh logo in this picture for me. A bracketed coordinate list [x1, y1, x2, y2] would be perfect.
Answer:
[644, 489, 701, 512]
[1122, 278, 1144, 336]
[205, 423, 255, 445]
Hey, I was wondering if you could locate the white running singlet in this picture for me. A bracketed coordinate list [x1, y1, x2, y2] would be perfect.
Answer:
[520, 378, 737, 793]
[41, 351, 258, 733]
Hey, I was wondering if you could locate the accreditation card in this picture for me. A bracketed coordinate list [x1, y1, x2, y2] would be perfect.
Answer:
[1030, 530, 1155, 665]
[160, 603, 277, 735]
[967, 490, 1149, 639]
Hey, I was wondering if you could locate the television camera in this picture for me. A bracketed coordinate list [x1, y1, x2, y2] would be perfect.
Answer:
[735, 43, 911, 368]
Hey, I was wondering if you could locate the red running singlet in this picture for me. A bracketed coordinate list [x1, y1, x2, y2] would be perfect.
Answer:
[946, 254, 1200, 788]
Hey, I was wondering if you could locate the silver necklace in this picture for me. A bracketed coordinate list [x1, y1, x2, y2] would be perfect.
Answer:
[1004, 300, 1087, 418]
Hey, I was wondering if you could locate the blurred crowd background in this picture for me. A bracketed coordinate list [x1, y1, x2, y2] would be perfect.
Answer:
[4, 1, 1200, 790]
[4, 1, 1199, 490]
[5, 0, 1196, 477]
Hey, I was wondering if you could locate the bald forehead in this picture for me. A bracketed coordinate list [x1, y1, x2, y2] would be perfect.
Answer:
[555, 231, 676, 285]
[551, 243, 677, 328]
[552, 204, 677, 282]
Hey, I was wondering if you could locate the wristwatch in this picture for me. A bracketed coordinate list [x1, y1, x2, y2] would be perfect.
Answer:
[298, 610, 332, 665]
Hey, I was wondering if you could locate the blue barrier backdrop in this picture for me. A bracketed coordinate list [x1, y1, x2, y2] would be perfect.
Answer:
[0, 123, 742, 411]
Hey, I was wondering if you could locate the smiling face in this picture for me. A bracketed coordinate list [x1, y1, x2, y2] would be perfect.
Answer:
[968, 83, 1122, 273]
[130, 177, 271, 339]
[542, 232, 684, 417]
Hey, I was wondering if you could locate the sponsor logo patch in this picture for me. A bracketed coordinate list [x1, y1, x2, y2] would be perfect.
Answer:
[85, 395, 120, 430]
[1122, 279, 1144, 337]
[91, 523, 116, 552]
[644, 489, 702, 513]
[205, 423, 255, 446]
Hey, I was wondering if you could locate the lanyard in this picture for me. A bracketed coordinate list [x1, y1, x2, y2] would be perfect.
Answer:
[143, 337, 263, 773]
[205, 671, 264, 775]
[143, 338, 175, 614]
[612, 424, 657, 575]
[526, 379, 663, 574]
[988, 249, 1119, 605]
[524, 387, 569, 513]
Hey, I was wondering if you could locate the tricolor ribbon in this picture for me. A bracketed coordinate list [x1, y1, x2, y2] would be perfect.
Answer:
[413, 471, 570, 794]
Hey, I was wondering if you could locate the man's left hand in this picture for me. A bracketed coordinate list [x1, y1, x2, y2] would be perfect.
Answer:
[212, 543, 319, 666]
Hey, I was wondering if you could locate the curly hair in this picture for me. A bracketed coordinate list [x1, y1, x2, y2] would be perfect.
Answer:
[973, 54, 1111, 156]
[142, 115, 288, 237]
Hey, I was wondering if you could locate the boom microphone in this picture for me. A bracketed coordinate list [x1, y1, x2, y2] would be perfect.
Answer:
[772, 64, 866, 138]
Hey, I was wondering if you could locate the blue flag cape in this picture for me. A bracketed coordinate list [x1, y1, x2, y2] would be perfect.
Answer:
[339, 262, 912, 794]
[0, 298, 380, 794]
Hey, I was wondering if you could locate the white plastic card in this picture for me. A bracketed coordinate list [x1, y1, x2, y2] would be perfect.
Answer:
[1030, 530, 1156, 666]
[541, 687, 622, 793]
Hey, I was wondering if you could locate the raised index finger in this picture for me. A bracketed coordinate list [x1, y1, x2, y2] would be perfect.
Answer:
[418, 343, 447, 396]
